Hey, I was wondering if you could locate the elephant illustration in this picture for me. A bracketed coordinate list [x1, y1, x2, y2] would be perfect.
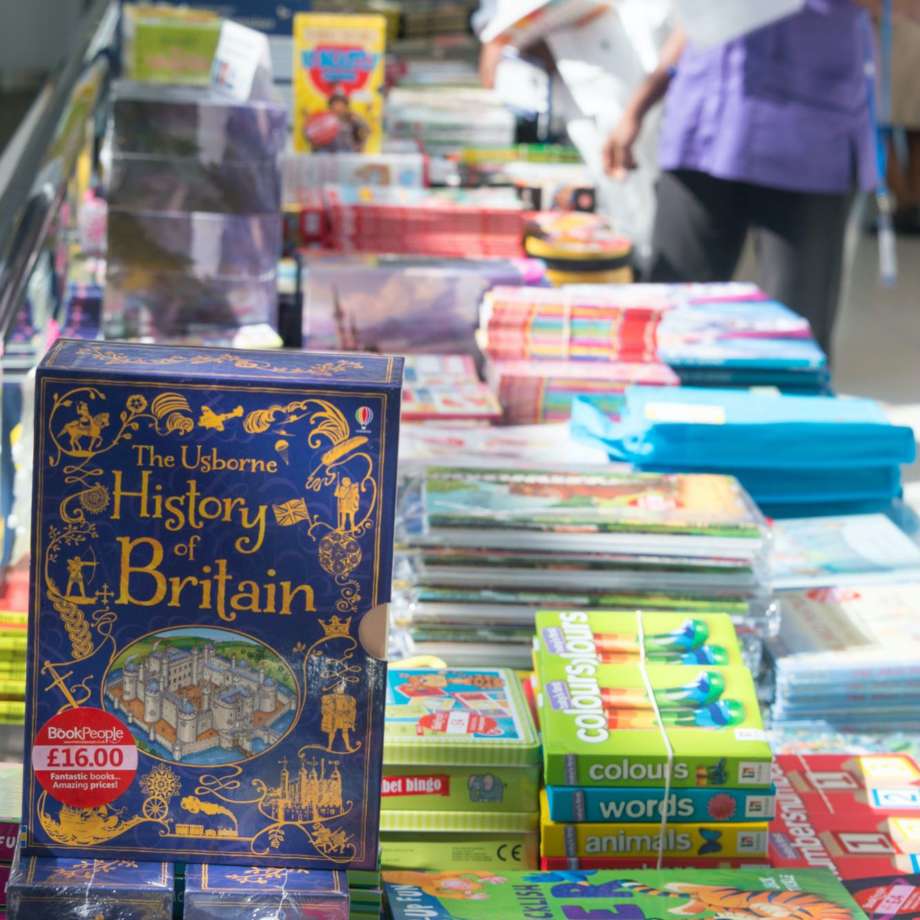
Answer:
[468, 773, 504, 803]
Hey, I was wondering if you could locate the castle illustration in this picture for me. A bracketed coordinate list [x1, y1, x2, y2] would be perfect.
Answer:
[265, 754, 345, 824]
[106, 640, 295, 761]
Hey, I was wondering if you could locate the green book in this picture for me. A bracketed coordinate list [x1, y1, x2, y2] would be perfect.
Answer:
[383, 668, 540, 814]
[534, 610, 745, 672]
[538, 655, 771, 789]
[384, 868, 868, 920]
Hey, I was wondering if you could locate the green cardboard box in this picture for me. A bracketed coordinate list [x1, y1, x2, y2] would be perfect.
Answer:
[381, 809, 539, 871]
[383, 668, 541, 813]
[539, 656, 771, 789]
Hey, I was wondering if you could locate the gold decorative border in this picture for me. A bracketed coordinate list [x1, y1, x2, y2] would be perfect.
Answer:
[28, 375, 391, 865]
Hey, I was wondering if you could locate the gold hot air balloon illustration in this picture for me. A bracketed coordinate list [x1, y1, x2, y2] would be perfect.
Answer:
[274, 438, 290, 465]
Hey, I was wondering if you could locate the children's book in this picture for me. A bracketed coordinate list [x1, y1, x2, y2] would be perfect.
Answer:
[22, 340, 402, 868]
[384, 867, 869, 920]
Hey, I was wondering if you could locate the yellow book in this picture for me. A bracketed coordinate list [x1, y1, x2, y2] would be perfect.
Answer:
[292, 13, 386, 154]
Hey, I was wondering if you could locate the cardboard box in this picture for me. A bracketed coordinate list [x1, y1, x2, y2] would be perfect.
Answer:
[383, 668, 540, 814]
[6, 852, 173, 919]
[23, 340, 402, 868]
[538, 656, 771, 789]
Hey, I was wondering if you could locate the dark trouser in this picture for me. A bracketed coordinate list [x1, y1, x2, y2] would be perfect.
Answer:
[648, 169, 853, 357]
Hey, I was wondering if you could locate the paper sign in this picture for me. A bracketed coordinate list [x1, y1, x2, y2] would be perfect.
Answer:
[644, 401, 726, 425]
[211, 19, 271, 100]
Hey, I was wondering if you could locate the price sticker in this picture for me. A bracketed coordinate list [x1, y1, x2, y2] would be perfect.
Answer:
[33, 708, 137, 808]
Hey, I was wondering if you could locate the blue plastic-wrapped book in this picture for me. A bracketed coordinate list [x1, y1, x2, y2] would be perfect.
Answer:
[571, 387, 916, 471]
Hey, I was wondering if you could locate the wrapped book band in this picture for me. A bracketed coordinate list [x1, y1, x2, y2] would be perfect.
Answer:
[636, 610, 675, 870]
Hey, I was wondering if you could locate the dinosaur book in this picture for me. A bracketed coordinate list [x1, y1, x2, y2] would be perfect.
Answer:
[22, 340, 403, 868]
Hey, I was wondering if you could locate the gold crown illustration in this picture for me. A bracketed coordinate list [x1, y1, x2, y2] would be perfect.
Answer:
[320, 616, 352, 638]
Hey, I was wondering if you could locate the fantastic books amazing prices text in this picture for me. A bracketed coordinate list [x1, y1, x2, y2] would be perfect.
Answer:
[22, 340, 403, 868]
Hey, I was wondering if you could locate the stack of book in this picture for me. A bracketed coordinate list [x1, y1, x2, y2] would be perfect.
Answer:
[572, 386, 917, 518]
[479, 286, 665, 363]
[323, 185, 529, 258]
[402, 355, 502, 425]
[770, 585, 920, 732]
[348, 863, 384, 920]
[486, 359, 678, 425]
[281, 152, 426, 205]
[479, 286, 669, 424]
[385, 87, 516, 157]
[657, 298, 829, 392]
[104, 81, 286, 339]
[534, 610, 774, 870]
[395, 466, 775, 671]
[381, 667, 541, 871]
[771, 751, 920, 895]
[769, 513, 920, 590]
[478, 284, 830, 399]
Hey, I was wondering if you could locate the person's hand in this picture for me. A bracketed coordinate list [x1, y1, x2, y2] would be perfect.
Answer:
[603, 108, 643, 179]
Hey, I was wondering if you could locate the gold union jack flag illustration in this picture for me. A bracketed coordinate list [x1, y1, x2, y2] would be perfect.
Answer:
[273, 498, 309, 527]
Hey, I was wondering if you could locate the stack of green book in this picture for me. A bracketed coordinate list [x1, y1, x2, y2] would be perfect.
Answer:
[381, 667, 541, 872]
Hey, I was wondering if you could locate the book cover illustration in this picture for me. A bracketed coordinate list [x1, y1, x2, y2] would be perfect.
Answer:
[420, 468, 765, 539]
[771, 753, 920, 879]
[293, 14, 385, 154]
[845, 875, 920, 920]
[23, 340, 402, 868]
[383, 668, 540, 814]
[770, 515, 920, 590]
[384, 868, 869, 920]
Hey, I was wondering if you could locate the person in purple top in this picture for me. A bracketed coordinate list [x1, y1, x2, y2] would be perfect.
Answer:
[604, 0, 920, 356]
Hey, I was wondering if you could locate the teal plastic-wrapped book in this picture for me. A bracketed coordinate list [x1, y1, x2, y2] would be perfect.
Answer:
[572, 387, 916, 470]
[22, 340, 403, 869]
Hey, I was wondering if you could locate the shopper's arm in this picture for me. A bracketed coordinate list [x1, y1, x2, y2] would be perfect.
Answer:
[602, 27, 687, 178]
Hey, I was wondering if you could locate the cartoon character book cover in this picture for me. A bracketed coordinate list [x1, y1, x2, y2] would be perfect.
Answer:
[22, 341, 403, 868]
[292, 14, 385, 154]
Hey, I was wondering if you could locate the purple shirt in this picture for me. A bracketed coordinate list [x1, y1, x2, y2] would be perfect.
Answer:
[659, 0, 877, 194]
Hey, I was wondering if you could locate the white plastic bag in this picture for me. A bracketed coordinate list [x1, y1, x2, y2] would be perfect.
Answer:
[674, 0, 806, 48]
[548, 2, 673, 260]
